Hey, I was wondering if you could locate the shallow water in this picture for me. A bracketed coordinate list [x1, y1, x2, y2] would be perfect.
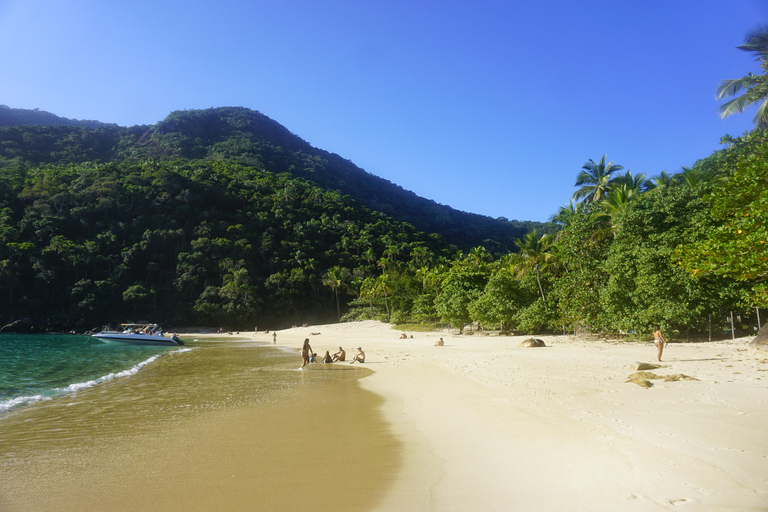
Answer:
[0, 333, 173, 413]
[0, 339, 400, 511]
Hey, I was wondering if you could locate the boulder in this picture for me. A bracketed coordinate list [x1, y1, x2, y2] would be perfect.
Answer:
[630, 362, 662, 371]
[626, 371, 662, 381]
[519, 338, 546, 348]
[748, 323, 768, 357]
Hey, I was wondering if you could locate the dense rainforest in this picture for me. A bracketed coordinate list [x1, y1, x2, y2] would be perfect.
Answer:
[0, 103, 766, 338]
[0, 106, 545, 252]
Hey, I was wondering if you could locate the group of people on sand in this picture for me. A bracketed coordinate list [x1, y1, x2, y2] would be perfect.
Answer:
[300, 339, 364, 369]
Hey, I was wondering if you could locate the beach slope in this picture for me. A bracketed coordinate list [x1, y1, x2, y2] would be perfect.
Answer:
[276, 321, 767, 511]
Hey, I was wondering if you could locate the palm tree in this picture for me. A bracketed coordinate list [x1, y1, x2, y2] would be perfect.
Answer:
[550, 200, 586, 229]
[223, 267, 250, 294]
[716, 24, 768, 129]
[322, 266, 346, 321]
[572, 155, 624, 204]
[648, 170, 675, 190]
[514, 229, 551, 302]
[611, 170, 649, 193]
[674, 166, 713, 188]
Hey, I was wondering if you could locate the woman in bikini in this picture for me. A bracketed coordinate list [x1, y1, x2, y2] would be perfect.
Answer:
[653, 324, 667, 362]
[300, 338, 313, 369]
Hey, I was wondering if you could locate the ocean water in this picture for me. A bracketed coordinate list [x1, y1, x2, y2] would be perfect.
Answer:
[0, 333, 186, 414]
[0, 336, 400, 512]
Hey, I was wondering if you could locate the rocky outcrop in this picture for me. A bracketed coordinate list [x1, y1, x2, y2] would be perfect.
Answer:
[625, 371, 698, 387]
[519, 338, 546, 348]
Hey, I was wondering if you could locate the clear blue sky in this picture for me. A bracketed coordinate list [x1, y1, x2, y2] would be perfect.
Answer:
[1, 1, 766, 223]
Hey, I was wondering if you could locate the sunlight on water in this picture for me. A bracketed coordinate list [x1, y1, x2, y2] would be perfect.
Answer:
[0, 339, 400, 512]
[0, 340, 357, 448]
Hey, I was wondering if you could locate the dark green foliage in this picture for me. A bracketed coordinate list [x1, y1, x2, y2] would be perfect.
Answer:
[0, 159, 445, 328]
[0, 106, 546, 252]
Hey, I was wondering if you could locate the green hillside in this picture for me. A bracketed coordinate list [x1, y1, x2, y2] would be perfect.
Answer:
[0, 106, 548, 251]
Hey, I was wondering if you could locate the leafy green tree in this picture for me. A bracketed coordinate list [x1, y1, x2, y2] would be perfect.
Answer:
[435, 259, 489, 333]
[548, 206, 611, 332]
[716, 24, 768, 129]
[468, 267, 532, 332]
[676, 131, 768, 308]
[603, 185, 744, 335]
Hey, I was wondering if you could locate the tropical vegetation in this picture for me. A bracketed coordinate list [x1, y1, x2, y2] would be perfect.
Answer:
[1, 26, 767, 338]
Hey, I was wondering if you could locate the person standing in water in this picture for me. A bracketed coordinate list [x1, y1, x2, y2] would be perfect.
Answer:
[653, 324, 667, 362]
[300, 338, 313, 369]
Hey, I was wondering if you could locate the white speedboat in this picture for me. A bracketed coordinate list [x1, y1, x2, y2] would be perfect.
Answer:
[93, 324, 184, 346]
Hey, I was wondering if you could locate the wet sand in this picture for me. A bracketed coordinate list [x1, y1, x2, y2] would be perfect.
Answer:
[0, 339, 400, 512]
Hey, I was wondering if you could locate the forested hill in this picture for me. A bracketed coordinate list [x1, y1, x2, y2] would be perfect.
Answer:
[0, 106, 547, 250]
[0, 105, 109, 128]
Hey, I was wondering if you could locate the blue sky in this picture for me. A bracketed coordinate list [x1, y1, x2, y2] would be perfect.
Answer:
[1, 1, 766, 223]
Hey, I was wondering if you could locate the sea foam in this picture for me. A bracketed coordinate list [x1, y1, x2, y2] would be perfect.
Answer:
[0, 350, 189, 415]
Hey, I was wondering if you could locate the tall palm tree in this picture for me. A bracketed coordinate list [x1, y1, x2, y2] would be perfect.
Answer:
[514, 229, 551, 302]
[322, 266, 345, 321]
[716, 24, 768, 129]
[572, 155, 624, 204]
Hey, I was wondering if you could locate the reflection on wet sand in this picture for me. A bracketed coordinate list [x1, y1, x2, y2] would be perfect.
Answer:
[0, 341, 400, 512]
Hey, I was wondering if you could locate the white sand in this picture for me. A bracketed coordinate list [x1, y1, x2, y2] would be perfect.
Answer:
[264, 321, 768, 511]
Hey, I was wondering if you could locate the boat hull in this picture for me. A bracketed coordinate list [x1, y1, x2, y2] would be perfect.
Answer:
[93, 334, 182, 346]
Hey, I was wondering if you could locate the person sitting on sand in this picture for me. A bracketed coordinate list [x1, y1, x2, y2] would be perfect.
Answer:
[319, 350, 333, 363]
[350, 347, 365, 364]
[653, 324, 667, 362]
[300, 338, 313, 369]
[399, 333, 407, 339]
[332, 347, 346, 362]
[435, 337, 444, 346]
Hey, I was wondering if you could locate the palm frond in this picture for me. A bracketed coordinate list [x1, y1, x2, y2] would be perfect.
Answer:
[718, 93, 754, 119]
[715, 78, 748, 100]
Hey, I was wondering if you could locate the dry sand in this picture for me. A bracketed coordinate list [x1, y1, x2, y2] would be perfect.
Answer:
[267, 321, 768, 511]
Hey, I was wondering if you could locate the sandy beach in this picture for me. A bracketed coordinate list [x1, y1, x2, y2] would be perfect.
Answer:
[2, 321, 767, 511]
[267, 321, 768, 511]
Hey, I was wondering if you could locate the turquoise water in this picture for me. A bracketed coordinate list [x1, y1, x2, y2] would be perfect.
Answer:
[0, 333, 187, 414]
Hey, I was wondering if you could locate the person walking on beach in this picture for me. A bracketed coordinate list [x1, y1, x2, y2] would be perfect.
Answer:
[349, 347, 365, 364]
[273, 332, 277, 344]
[300, 338, 313, 369]
[653, 325, 667, 362]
